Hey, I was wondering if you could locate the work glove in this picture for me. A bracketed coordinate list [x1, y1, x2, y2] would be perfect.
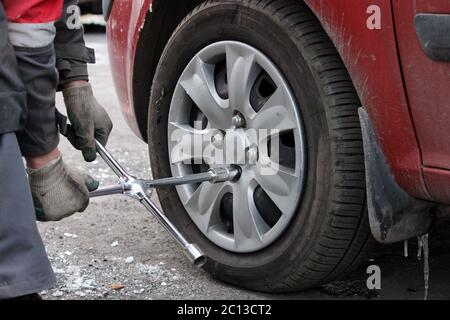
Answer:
[28, 155, 99, 222]
[63, 83, 113, 162]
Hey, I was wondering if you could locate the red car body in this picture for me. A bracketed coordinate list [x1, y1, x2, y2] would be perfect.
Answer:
[107, 0, 450, 207]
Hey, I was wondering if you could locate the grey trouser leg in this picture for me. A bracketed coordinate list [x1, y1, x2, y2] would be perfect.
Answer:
[0, 2, 26, 134]
[0, 133, 55, 299]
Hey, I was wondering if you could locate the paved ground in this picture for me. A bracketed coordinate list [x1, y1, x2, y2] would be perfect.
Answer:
[38, 33, 450, 300]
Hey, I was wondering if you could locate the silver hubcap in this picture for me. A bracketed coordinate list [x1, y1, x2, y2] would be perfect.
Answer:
[168, 41, 306, 253]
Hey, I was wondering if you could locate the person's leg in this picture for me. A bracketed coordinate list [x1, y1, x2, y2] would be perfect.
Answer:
[0, 0, 55, 300]
[0, 132, 56, 299]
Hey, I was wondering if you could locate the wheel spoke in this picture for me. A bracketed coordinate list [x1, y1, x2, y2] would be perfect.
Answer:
[184, 182, 228, 233]
[168, 122, 210, 164]
[252, 87, 296, 132]
[232, 177, 264, 249]
[226, 44, 261, 118]
[254, 162, 300, 213]
[180, 57, 231, 128]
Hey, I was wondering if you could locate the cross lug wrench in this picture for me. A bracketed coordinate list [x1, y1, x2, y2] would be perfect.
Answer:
[89, 141, 239, 267]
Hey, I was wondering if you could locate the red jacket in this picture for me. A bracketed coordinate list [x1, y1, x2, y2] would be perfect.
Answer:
[3, 0, 63, 23]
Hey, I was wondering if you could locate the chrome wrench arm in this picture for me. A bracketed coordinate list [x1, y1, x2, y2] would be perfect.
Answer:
[143, 167, 239, 188]
[89, 168, 239, 198]
[89, 184, 127, 198]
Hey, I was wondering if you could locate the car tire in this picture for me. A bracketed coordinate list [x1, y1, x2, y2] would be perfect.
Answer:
[148, 0, 372, 292]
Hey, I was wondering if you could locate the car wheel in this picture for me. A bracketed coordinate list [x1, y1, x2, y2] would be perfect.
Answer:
[148, 0, 372, 292]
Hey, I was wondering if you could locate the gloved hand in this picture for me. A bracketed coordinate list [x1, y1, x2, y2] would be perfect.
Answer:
[63, 83, 113, 162]
[28, 155, 99, 222]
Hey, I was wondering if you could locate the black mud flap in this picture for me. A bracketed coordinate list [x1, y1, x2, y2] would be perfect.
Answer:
[358, 108, 435, 243]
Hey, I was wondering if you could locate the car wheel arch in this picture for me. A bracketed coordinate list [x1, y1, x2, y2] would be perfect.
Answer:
[132, 0, 205, 141]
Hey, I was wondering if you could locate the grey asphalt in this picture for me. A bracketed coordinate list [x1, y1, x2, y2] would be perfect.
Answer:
[37, 33, 450, 300]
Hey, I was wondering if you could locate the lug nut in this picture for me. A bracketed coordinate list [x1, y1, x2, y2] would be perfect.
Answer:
[211, 131, 224, 148]
[232, 113, 245, 128]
